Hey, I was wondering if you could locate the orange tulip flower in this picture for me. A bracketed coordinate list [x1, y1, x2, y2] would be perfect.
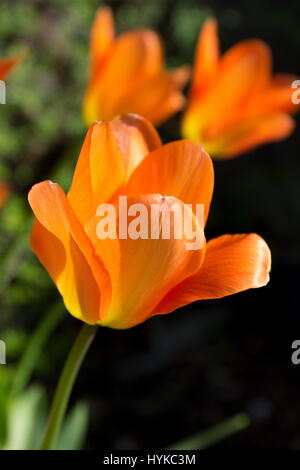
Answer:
[182, 18, 299, 159]
[83, 7, 189, 126]
[28, 114, 271, 329]
[0, 183, 9, 208]
[0, 57, 21, 209]
[0, 55, 20, 80]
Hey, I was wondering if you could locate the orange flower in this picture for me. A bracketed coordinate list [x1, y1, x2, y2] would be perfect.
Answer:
[83, 7, 189, 126]
[28, 114, 271, 329]
[0, 183, 9, 208]
[0, 56, 20, 80]
[0, 56, 21, 209]
[182, 18, 299, 159]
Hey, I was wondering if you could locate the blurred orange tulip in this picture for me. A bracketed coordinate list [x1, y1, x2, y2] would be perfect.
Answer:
[0, 183, 9, 208]
[0, 56, 20, 209]
[0, 55, 20, 80]
[83, 7, 189, 126]
[28, 114, 271, 329]
[182, 18, 299, 159]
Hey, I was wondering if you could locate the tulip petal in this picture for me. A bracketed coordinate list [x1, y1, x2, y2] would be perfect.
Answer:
[184, 39, 272, 142]
[84, 8, 115, 124]
[209, 112, 295, 158]
[122, 140, 214, 225]
[90, 7, 115, 76]
[209, 40, 271, 134]
[190, 18, 220, 98]
[85, 195, 205, 328]
[220, 39, 271, 89]
[245, 74, 300, 116]
[155, 233, 271, 314]
[28, 181, 111, 324]
[111, 67, 189, 125]
[109, 114, 161, 179]
[84, 23, 188, 125]
[0, 56, 20, 80]
[68, 121, 126, 226]
[68, 116, 161, 225]
[84, 29, 163, 123]
[0, 183, 9, 208]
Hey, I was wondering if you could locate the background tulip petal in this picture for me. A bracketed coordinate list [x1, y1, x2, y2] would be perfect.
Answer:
[211, 113, 295, 158]
[85, 195, 206, 329]
[154, 234, 271, 314]
[28, 181, 111, 324]
[123, 140, 214, 225]
[83, 8, 115, 124]
[0, 183, 9, 208]
[219, 39, 271, 90]
[112, 68, 189, 126]
[84, 29, 163, 123]
[183, 39, 273, 147]
[244, 74, 300, 116]
[207, 41, 272, 135]
[0, 56, 21, 80]
[90, 7, 115, 75]
[84, 8, 188, 125]
[183, 18, 299, 159]
[190, 18, 220, 98]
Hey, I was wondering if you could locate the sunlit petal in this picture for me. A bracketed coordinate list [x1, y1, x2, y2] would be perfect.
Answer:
[29, 181, 111, 324]
[123, 140, 214, 225]
[155, 234, 271, 314]
[85, 195, 205, 328]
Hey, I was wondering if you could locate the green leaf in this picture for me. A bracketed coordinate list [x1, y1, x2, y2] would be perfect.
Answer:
[0, 369, 9, 447]
[3, 385, 47, 450]
[167, 413, 250, 450]
[56, 401, 89, 450]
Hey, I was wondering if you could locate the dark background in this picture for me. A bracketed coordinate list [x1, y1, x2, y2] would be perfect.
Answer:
[0, 0, 300, 449]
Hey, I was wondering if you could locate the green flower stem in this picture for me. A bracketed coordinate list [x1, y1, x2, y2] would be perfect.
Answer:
[40, 323, 98, 450]
[166, 413, 250, 450]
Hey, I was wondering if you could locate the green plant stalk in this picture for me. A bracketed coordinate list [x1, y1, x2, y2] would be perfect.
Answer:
[40, 323, 98, 450]
[167, 413, 250, 450]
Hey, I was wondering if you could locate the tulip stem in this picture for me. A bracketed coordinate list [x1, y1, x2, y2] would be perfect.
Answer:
[40, 323, 98, 450]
